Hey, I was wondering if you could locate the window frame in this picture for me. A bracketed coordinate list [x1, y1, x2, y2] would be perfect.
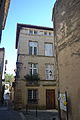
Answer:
[29, 41, 38, 55]
[29, 63, 38, 75]
[29, 30, 33, 34]
[44, 43, 53, 56]
[28, 89, 38, 104]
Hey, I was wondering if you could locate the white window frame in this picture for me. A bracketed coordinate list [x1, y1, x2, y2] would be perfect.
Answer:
[45, 43, 53, 56]
[29, 63, 38, 75]
[29, 41, 38, 55]
[45, 64, 54, 80]
[28, 89, 38, 104]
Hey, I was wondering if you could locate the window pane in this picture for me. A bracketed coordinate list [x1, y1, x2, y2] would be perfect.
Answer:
[34, 47, 37, 55]
[45, 43, 53, 56]
[29, 42, 38, 55]
[49, 32, 51, 36]
[29, 30, 33, 34]
[29, 63, 38, 75]
[34, 31, 37, 34]
[28, 89, 38, 104]
[28, 90, 32, 99]
[44, 32, 47, 35]
[29, 69, 32, 75]
[33, 64, 37, 68]
[33, 69, 37, 74]
[29, 46, 32, 55]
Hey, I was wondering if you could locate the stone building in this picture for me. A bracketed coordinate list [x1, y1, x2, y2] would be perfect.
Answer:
[52, 0, 80, 119]
[0, 0, 11, 42]
[15, 23, 56, 109]
[0, 48, 5, 103]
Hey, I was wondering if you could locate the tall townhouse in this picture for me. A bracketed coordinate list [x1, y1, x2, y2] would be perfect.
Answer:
[52, 0, 80, 119]
[15, 23, 56, 109]
[0, 48, 5, 103]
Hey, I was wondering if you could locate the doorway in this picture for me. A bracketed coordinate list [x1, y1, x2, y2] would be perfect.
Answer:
[46, 89, 55, 109]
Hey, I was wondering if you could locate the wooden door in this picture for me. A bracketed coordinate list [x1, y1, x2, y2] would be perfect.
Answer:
[46, 89, 55, 109]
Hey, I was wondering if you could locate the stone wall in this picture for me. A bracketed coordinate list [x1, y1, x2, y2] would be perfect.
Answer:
[53, 0, 80, 119]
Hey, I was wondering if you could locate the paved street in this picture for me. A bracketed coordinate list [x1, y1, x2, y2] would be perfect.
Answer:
[22, 109, 59, 120]
[0, 105, 22, 120]
[0, 105, 59, 120]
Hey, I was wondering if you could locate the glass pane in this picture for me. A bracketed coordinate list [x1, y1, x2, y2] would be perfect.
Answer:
[29, 69, 32, 75]
[33, 90, 36, 99]
[33, 69, 37, 74]
[34, 47, 37, 55]
[34, 64, 37, 68]
[29, 30, 33, 34]
[29, 64, 32, 68]
[29, 46, 32, 55]
[44, 32, 47, 35]
[34, 31, 37, 34]
[28, 90, 32, 99]
[45, 44, 53, 56]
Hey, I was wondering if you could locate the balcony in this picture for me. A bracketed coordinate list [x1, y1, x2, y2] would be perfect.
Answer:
[24, 74, 40, 86]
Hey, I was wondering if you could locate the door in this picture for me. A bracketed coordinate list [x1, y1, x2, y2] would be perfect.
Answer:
[46, 89, 55, 109]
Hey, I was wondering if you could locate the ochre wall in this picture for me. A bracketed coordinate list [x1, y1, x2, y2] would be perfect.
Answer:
[53, 0, 80, 119]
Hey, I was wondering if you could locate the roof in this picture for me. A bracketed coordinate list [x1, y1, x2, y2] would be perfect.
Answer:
[16, 23, 54, 49]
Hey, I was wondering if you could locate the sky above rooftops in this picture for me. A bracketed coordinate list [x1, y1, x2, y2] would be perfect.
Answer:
[0, 0, 56, 76]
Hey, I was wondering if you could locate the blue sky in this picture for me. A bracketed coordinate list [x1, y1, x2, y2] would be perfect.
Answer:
[0, 0, 56, 75]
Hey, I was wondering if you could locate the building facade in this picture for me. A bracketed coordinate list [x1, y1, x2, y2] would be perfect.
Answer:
[0, 0, 11, 42]
[52, 0, 80, 119]
[0, 48, 5, 103]
[15, 23, 56, 109]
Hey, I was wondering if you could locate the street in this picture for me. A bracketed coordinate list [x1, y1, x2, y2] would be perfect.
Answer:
[0, 106, 22, 120]
[22, 109, 59, 120]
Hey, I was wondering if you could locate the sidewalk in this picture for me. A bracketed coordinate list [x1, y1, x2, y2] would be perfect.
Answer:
[22, 109, 59, 120]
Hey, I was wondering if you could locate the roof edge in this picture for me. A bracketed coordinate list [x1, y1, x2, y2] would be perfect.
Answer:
[15, 23, 54, 49]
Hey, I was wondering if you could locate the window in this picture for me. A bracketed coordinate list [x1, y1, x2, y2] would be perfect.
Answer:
[29, 41, 38, 55]
[44, 32, 47, 35]
[29, 63, 38, 75]
[34, 30, 38, 34]
[29, 30, 33, 34]
[45, 64, 54, 80]
[28, 89, 38, 104]
[45, 43, 53, 56]
[49, 32, 51, 36]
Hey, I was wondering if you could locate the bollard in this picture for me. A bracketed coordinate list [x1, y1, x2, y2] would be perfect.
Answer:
[26, 104, 28, 113]
[36, 106, 37, 117]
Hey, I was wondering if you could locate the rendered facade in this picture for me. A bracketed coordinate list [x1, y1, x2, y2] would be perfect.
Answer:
[15, 23, 56, 109]
[52, 0, 80, 119]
